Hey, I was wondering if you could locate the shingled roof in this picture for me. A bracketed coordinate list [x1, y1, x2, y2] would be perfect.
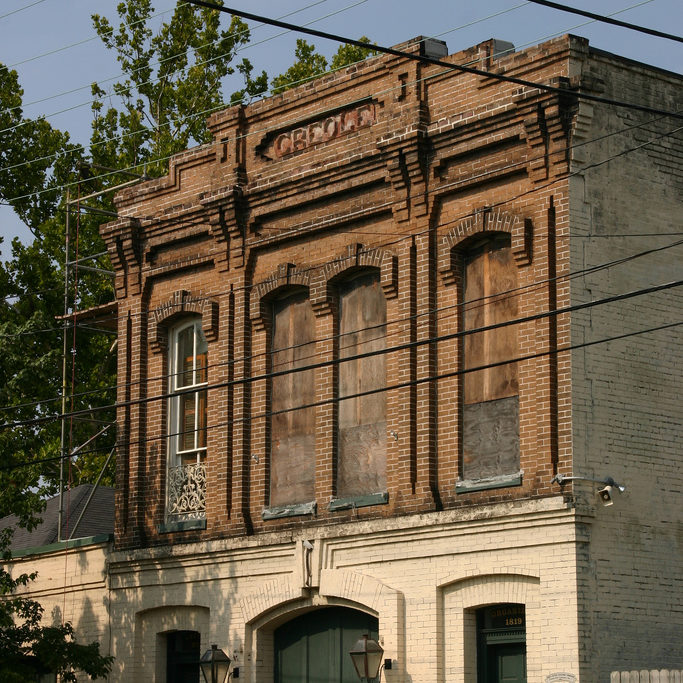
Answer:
[0, 484, 114, 552]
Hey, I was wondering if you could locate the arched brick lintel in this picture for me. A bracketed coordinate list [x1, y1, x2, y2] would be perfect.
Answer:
[249, 262, 311, 330]
[438, 209, 532, 285]
[149, 289, 219, 353]
[240, 569, 404, 680]
[438, 570, 541, 603]
[440, 571, 543, 681]
[310, 243, 398, 314]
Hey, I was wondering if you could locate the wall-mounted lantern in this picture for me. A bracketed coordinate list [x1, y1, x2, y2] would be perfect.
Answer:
[349, 634, 385, 681]
[199, 644, 231, 683]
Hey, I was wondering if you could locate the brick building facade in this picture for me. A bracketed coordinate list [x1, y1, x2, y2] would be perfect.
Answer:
[89, 33, 682, 682]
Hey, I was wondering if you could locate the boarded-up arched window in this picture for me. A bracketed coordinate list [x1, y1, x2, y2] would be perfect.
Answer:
[337, 270, 387, 497]
[270, 289, 316, 506]
[462, 234, 520, 479]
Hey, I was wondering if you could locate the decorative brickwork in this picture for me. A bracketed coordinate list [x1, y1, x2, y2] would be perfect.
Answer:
[310, 243, 398, 314]
[438, 208, 532, 285]
[148, 290, 219, 353]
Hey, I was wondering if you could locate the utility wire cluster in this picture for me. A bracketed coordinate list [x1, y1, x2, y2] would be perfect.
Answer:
[0, 0, 681, 478]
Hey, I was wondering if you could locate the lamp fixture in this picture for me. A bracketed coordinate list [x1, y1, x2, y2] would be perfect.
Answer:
[350, 634, 384, 681]
[199, 644, 231, 683]
[551, 474, 626, 506]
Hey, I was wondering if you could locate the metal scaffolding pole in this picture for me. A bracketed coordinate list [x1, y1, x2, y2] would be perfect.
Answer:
[57, 188, 71, 543]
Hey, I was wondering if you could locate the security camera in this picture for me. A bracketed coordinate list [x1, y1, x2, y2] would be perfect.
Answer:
[597, 485, 615, 506]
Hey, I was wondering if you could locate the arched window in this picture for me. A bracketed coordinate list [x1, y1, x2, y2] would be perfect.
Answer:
[270, 290, 316, 507]
[462, 234, 520, 480]
[337, 270, 387, 497]
[166, 318, 208, 521]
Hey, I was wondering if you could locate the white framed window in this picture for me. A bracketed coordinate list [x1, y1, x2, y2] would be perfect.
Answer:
[166, 319, 208, 520]
[169, 319, 208, 465]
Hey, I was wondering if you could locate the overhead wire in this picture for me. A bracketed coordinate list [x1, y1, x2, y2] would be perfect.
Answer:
[1, 8, 680, 446]
[0, 0, 659, 122]
[0, 0, 50, 21]
[526, 0, 683, 43]
[0, 0, 368, 135]
[0, 0, 529, 172]
[1, 316, 679, 472]
[1, 122, 680, 348]
[0, 119, 680, 372]
[1, 228, 681, 419]
[0, 274, 680, 432]
[185, 0, 683, 120]
[0, 0, 349, 117]
[0, 0, 678, 178]
[0, 2, 187, 72]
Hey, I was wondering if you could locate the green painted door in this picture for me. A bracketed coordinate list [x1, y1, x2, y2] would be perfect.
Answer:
[488, 643, 526, 683]
[477, 604, 526, 683]
[274, 607, 379, 683]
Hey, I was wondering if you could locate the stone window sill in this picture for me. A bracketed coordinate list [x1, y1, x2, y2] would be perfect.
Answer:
[262, 501, 317, 520]
[455, 471, 523, 493]
[157, 518, 207, 534]
[328, 492, 389, 511]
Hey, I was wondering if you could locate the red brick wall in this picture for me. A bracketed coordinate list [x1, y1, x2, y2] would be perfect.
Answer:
[104, 35, 579, 550]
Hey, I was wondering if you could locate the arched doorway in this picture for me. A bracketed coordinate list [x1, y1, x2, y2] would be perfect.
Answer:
[274, 606, 379, 683]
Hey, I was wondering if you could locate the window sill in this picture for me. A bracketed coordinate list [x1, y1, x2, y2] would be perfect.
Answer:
[328, 492, 389, 511]
[262, 501, 316, 520]
[455, 471, 523, 494]
[157, 518, 207, 534]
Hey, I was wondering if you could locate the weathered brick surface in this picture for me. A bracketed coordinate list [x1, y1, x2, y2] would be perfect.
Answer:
[567, 46, 683, 683]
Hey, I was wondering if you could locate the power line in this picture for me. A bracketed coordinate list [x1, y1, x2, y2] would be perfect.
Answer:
[0, 277, 679, 432]
[185, 0, 683, 121]
[0, 120, 680, 365]
[2, 228, 680, 418]
[3, 73, 681, 212]
[0, 80, 679, 420]
[526, 0, 683, 43]
[0, 121, 678, 428]
[0, 0, 367, 136]
[0, 0, 525, 128]
[2, 123, 680, 342]
[1, 317, 679, 472]
[2, 1, 681, 176]
[0, 0, 50, 21]
[1, 0, 522, 122]
[0, 2, 185, 72]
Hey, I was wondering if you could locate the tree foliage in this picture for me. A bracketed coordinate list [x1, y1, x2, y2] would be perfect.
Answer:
[0, 65, 84, 497]
[90, 0, 267, 177]
[271, 37, 378, 95]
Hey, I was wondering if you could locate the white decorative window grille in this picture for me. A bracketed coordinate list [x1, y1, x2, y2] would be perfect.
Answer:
[166, 462, 207, 519]
[167, 319, 208, 521]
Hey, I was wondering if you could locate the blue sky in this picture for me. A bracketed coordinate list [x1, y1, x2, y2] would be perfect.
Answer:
[1, 0, 681, 253]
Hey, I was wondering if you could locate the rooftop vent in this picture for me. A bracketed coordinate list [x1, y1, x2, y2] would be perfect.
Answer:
[492, 39, 515, 58]
[420, 38, 448, 60]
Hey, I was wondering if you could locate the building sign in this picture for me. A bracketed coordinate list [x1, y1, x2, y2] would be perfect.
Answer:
[269, 102, 376, 159]
[484, 604, 526, 629]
